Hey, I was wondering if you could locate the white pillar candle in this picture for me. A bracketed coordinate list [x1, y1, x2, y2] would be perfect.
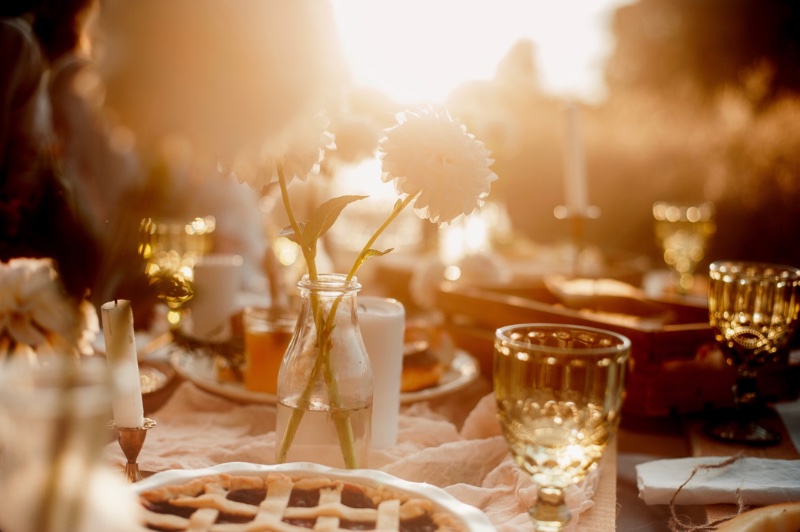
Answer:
[358, 296, 405, 449]
[101, 300, 144, 428]
[563, 100, 589, 216]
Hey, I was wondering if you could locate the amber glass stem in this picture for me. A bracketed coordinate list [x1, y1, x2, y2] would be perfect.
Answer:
[732, 364, 761, 417]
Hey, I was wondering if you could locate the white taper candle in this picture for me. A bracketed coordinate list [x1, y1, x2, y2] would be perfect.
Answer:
[101, 300, 144, 428]
[563, 100, 589, 216]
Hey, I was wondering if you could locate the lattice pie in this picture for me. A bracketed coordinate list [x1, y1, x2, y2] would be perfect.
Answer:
[138, 472, 468, 531]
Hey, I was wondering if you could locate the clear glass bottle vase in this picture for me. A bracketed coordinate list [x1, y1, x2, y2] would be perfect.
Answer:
[275, 273, 373, 469]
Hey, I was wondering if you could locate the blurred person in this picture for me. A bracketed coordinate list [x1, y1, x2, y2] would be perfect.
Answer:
[32, 0, 149, 310]
[0, 1, 99, 299]
[3, 0, 360, 328]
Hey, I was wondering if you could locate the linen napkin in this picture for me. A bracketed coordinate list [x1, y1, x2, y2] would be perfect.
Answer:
[636, 456, 800, 506]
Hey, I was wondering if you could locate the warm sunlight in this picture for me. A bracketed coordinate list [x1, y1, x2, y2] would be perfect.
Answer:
[331, 0, 632, 105]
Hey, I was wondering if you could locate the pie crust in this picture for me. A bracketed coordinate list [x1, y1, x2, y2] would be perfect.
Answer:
[138, 471, 468, 531]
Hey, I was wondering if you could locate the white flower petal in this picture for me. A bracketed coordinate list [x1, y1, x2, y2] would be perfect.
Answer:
[0, 258, 91, 356]
[233, 110, 335, 191]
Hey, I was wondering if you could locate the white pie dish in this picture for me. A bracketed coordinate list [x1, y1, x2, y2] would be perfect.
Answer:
[133, 461, 496, 531]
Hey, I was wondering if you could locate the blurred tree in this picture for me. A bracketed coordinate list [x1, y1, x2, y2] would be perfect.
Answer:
[447, 39, 566, 246]
[601, 0, 800, 271]
[606, 0, 800, 105]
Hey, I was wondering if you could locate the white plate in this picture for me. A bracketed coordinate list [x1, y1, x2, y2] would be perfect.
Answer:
[170, 347, 480, 405]
[133, 461, 495, 531]
[170, 347, 277, 404]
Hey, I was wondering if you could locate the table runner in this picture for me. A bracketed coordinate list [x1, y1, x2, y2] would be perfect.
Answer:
[110, 380, 616, 531]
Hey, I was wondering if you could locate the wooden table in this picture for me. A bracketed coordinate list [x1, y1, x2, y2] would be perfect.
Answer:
[617, 406, 799, 529]
[683, 410, 799, 523]
[136, 316, 798, 531]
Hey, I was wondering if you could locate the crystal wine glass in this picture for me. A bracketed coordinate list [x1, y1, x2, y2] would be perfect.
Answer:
[138, 216, 215, 328]
[494, 323, 630, 531]
[704, 260, 800, 445]
[652, 201, 716, 295]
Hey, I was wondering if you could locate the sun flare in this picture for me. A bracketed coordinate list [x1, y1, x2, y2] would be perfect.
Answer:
[331, 0, 631, 105]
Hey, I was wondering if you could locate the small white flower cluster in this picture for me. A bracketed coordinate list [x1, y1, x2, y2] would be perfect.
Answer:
[0, 258, 98, 359]
[233, 112, 336, 194]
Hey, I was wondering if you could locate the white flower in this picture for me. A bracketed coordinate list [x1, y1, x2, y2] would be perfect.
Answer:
[234, 112, 335, 193]
[379, 108, 498, 225]
[323, 115, 381, 167]
[0, 258, 98, 358]
[234, 106, 498, 284]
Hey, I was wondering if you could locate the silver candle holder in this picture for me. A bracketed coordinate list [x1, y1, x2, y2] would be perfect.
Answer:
[110, 418, 157, 482]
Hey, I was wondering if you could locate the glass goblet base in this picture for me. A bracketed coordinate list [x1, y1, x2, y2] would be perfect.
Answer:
[703, 412, 782, 446]
[529, 486, 571, 531]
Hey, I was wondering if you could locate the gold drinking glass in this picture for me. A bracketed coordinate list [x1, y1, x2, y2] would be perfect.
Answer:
[138, 216, 215, 328]
[652, 201, 716, 295]
[494, 324, 630, 531]
[705, 261, 800, 445]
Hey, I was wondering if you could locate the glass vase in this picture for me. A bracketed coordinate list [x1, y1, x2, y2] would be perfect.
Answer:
[275, 273, 373, 469]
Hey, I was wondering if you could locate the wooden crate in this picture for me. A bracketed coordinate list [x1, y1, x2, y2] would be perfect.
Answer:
[434, 280, 732, 417]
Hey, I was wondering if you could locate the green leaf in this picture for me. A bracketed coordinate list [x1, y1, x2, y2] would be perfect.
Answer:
[305, 195, 367, 242]
[352, 247, 394, 272]
[278, 223, 307, 249]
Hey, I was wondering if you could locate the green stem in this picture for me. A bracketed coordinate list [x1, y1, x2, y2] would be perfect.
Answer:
[275, 161, 358, 466]
[275, 338, 324, 461]
[346, 194, 418, 281]
[276, 292, 330, 459]
[331, 195, 419, 465]
[276, 292, 359, 468]
[275, 159, 318, 461]
[277, 161, 317, 280]
[318, 296, 359, 468]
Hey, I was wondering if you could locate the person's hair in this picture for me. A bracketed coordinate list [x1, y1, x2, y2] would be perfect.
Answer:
[32, 0, 96, 62]
[0, 0, 48, 18]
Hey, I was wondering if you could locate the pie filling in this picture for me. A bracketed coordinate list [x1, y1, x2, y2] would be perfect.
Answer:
[137, 472, 466, 532]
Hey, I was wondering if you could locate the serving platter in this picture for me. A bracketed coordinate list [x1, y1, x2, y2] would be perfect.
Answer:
[133, 461, 496, 531]
[170, 346, 479, 405]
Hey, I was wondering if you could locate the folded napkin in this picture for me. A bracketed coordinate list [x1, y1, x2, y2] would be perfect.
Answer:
[637, 456, 800, 506]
